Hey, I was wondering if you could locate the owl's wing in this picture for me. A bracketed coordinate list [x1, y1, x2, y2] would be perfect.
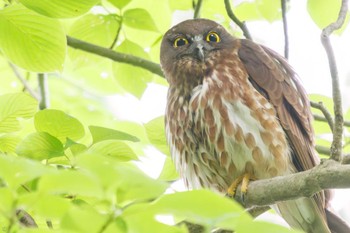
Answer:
[237, 39, 318, 173]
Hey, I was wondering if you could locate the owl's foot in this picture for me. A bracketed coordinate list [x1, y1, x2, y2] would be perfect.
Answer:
[227, 173, 255, 197]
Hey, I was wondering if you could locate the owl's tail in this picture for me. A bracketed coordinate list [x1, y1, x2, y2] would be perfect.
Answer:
[326, 208, 350, 233]
[275, 197, 350, 233]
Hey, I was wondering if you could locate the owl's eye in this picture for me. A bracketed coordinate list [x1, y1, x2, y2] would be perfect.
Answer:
[206, 32, 220, 43]
[173, 37, 188, 47]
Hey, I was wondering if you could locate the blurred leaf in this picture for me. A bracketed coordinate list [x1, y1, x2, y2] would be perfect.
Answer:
[34, 109, 85, 143]
[158, 156, 179, 181]
[0, 134, 20, 153]
[65, 138, 87, 155]
[123, 8, 158, 31]
[19, 192, 71, 219]
[237, 220, 303, 233]
[16, 132, 64, 160]
[88, 140, 138, 161]
[169, 0, 192, 10]
[145, 116, 170, 156]
[123, 203, 187, 233]
[113, 39, 153, 98]
[68, 14, 120, 67]
[234, 2, 261, 21]
[307, 0, 349, 33]
[0, 188, 15, 212]
[77, 154, 168, 204]
[89, 125, 139, 143]
[61, 203, 122, 232]
[38, 169, 102, 197]
[0, 93, 37, 133]
[19, 0, 99, 18]
[0, 5, 66, 72]
[0, 155, 52, 189]
[150, 190, 249, 230]
[108, 0, 131, 9]
[257, 0, 281, 22]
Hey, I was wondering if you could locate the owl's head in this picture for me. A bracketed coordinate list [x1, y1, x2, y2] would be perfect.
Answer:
[160, 19, 235, 83]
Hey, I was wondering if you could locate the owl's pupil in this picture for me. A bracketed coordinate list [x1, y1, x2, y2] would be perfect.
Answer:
[176, 38, 187, 46]
[209, 34, 218, 42]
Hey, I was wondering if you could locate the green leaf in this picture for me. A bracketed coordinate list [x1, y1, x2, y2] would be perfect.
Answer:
[307, 0, 349, 32]
[0, 93, 37, 133]
[38, 169, 102, 197]
[61, 204, 125, 233]
[123, 8, 158, 32]
[237, 220, 303, 233]
[89, 125, 139, 143]
[158, 157, 178, 181]
[108, 0, 131, 9]
[16, 132, 64, 160]
[113, 39, 153, 98]
[77, 154, 168, 204]
[19, 0, 100, 18]
[234, 2, 262, 21]
[0, 155, 52, 189]
[88, 140, 138, 161]
[150, 190, 249, 230]
[169, 0, 192, 10]
[0, 5, 66, 72]
[0, 134, 20, 154]
[257, 0, 281, 23]
[144, 116, 170, 156]
[123, 203, 187, 233]
[19, 192, 71, 219]
[34, 109, 85, 143]
[68, 13, 120, 56]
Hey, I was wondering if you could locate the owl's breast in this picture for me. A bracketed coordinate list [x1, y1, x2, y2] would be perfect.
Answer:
[166, 68, 293, 192]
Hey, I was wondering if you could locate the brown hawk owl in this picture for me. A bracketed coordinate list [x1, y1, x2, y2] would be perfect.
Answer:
[160, 19, 349, 233]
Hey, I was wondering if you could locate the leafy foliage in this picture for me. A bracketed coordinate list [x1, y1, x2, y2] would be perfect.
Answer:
[0, 0, 348, 232]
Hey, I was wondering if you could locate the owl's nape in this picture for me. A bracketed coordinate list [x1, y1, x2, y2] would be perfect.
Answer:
[160, 18, 350, 233]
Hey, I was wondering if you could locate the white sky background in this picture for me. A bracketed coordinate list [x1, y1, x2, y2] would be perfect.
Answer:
[108, 1, 350, 225]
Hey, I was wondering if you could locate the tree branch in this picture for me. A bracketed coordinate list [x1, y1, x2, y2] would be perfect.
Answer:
[224, 0, 252, 40]
[66, 36, 164, 77]
[280, 0, 289, 59]
[231, 159, 350, 207]
[8, 63, 40, 101]
[310, 101, 334, 132]
[193, 0, 203, 19]
[321, 0, 348, 161]
[38, 73, 49, 110]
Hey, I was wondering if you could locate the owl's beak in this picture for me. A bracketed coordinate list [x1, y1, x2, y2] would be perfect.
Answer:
[195, 44, 205, 62]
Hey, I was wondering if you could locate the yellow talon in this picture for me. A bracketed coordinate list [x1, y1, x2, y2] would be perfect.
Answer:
[227, 173, 255, 197]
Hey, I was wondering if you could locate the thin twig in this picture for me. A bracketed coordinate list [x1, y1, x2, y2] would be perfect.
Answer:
[193, 0, 203, 19]
[38, 73, 49, 110]
[310, 101, 334, 132]
[313, 114, 350, 128]
[224, 0, 252, 40]
[315, 145, 331, 156]
[321, 0, 348, 161]
[109, 15, 123, 49]
[8, 63, 39, 100]
[67, 36, 164, 77]
[280, 0, 289, 59]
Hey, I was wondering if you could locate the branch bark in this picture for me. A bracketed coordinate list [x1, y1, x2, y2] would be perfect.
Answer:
[321, 0, 348, 161]
[224, 0, 252, 40]
[281, 0, 289, 59]
[231, 159, 350, 207]
[66, 36, 164, 77]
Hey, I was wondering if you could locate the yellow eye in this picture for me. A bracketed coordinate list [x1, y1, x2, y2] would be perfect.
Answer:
[206, 32, 220, 43]
[173, 37, 188, 47]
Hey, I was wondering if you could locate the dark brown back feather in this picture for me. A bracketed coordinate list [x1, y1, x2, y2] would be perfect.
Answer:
[237, 39, 318, 172]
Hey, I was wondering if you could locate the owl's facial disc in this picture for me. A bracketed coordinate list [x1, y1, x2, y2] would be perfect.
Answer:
[179, 34, 216, 63]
